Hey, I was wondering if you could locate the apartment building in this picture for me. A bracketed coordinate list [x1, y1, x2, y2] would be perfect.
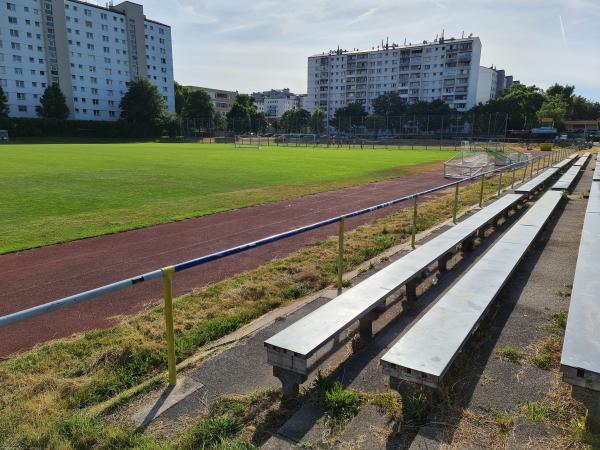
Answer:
[306, 36, 482, 121]
[187, 86, 238, 117]
[476, 66, 519, 104]
[0, 0, 174, 121]
[252, 88, 300, 118]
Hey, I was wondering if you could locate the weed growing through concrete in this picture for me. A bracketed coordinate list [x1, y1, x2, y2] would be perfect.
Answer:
[323, 382, 363, 427]
[496, 346, 526, 365]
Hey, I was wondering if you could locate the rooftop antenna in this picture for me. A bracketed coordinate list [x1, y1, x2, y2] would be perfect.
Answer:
[404, 37, 407, 46]
[461, 30, 464, 38]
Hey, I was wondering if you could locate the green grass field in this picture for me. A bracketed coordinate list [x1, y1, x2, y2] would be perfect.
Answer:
[0, 143, 456, 254]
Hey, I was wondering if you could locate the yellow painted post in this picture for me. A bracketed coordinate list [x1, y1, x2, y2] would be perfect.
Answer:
[162, 266, 177, 386]
[452, 182, 459, 224]
[411, 195, 418, 249]
[337, 219, 345, 292]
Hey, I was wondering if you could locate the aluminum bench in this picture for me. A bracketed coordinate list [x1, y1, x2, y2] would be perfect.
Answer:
[381, 190, 564, 389]
[515, 167, 560, 195]
[265, 193, 524, 397]
[561, 180, 600, 432]
[573, 153, 590, 168]
[552, 159, 573, 170]
[594, 163, 600, 182]
[552, 164, 582, 191]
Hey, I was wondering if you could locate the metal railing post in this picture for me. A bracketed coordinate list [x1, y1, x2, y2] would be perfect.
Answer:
[337, 219, 345, 292]
[479, 173, 485, 207]
[497, 171, 503, 196]
[411, 195, 418, 249]
[452, 182, 460, 224]
[530, 159, 534, 178]
[522, 161, 528, 183]
[162, 266, 177, 386]
[511, 166, 516, 191]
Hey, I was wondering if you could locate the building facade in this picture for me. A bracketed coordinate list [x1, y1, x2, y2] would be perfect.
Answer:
[476, 66, 519, 105]
[187, 86, 238, 117]
[306, 36, 482, 122]
[252, 88, 300, 118]
[476, 66, 498, 104]
[0, 0, 174, 121]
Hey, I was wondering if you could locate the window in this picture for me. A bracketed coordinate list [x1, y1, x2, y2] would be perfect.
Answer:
[6, 3, 16, 12]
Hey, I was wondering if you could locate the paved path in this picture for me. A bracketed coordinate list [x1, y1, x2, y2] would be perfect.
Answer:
[0, 168, 447, 357]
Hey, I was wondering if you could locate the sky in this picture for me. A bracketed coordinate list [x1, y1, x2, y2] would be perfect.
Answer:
[94, 0, 600, 100]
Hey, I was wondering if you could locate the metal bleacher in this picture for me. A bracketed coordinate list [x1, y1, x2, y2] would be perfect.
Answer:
[264, 193, 525, 397]
[515, 167, 560, 196]
[381, 190, 564, 388]
[264, 156, 573, 398]
[560, 153, 600, 432]
[552, 154, 589, 191]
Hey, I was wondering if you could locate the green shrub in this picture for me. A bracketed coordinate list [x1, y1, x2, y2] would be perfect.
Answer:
[177, 417, 241, 450]
[323, 382, 362, 424]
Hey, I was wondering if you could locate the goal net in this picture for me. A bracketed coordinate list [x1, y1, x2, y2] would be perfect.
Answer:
[277, 134, 317, 147]
[234, 135, 262, 148]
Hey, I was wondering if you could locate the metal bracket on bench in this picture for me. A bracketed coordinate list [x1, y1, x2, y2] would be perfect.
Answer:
[359, 309, 381, 342]
[405, 278, 419, 304]
[571, 385, 600, 434]
[438, 252, 453, 273]
[273, 366, 308, 399]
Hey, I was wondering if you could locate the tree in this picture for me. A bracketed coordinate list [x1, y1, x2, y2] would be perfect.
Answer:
[310, 109, 326, 134]
[279, 108, 310, 133]
[250, 109, 268, 134]
[537, 95, 567, 128]
[185, 88, 215, 120]
[330, 102, 368, 133]
[160, 111, 180, 138]
[212, 111, 226, 131]
[226, 94, 265, 134]
[406, 99, 451, 116]
[570, 95, 600, 120]
[470, 84, 545, 131]
[174, 81, 190, 116]
[0, 86, 8, 118]
[36, 85, 69, 119]
[120, 78, 166, 137]
[372, 92, 407, 117]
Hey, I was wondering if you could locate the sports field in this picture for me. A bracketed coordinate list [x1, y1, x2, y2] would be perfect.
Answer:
[1, 143, 456, 253]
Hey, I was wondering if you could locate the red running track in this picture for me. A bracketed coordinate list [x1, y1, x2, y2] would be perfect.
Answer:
[0, 169, 448, 357]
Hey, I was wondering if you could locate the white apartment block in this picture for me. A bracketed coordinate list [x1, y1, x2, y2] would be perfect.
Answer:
[306, 36, 482, 121]
[187, 86, 238, 117]
[252, 88, 300, 118]
[476, 66, 519, 105]
[476, 66, 498, 104]
[0, 0, 174, 121]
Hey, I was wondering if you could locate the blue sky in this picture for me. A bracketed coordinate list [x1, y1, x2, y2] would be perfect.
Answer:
[96, 0, 600, 100]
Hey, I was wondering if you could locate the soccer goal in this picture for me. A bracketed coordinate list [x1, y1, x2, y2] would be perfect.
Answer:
[234, 135, 262, 148]
[277, 134, 317, 147]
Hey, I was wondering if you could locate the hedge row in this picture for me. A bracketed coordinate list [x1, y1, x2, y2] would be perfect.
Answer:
[0, 117, 135, 138]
